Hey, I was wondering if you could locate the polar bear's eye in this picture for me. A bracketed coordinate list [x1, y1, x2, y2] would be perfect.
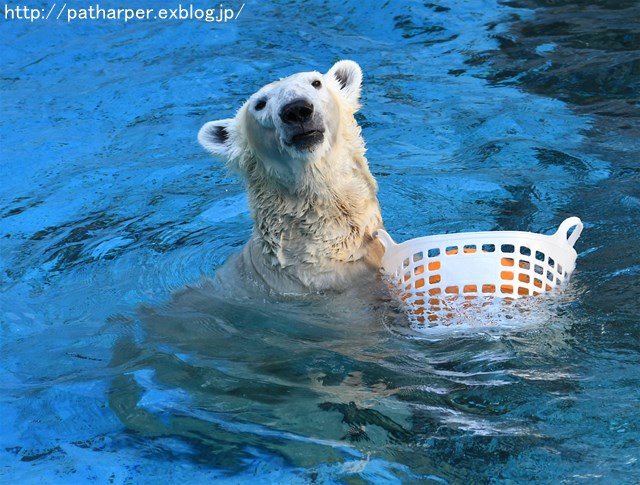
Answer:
[255, 99, 267, 111]
[311, 80, 322, 89]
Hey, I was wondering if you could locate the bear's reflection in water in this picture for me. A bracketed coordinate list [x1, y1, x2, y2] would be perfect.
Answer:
[108, 278, 420, 471]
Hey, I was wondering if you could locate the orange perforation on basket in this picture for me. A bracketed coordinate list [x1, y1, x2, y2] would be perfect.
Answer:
[501, 271, 514, 280]
[501, 284, 514, 294]
[482, 284, 496, 293]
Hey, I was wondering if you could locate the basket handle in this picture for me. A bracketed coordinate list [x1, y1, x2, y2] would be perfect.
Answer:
[374, 229, 396, 251]
[555, 217, 583, 247]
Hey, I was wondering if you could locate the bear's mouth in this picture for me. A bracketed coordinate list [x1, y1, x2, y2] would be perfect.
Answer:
[288, 130, 325, 150]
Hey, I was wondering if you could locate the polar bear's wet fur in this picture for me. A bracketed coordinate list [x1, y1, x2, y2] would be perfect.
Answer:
[198, 60, 384, 295]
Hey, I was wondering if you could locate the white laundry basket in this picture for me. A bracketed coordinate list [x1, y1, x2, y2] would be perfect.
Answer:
[376, 217, 583, 327]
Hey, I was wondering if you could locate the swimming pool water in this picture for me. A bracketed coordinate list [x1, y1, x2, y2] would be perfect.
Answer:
[1, 0, 639, 483]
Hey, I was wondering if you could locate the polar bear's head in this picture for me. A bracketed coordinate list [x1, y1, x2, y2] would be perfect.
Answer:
[198, 60, 364, 188]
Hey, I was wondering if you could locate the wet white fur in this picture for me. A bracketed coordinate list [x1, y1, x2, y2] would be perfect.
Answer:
[199, 60, 384, 295]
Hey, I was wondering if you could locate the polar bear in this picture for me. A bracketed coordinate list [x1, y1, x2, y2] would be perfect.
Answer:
[198, 60, 384, 295]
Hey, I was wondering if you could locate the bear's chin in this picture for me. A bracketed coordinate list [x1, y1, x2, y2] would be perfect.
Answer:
[287, 130, 325, 151]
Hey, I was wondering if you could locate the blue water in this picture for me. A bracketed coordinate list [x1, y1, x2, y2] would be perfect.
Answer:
[1, 0, 639, 483]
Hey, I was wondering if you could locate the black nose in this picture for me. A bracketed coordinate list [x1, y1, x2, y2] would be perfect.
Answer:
[280, 100, 314, 125]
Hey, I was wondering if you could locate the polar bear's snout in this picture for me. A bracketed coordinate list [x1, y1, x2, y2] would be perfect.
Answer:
[280, 99, 314, 125]
[280, 99, 325, 150]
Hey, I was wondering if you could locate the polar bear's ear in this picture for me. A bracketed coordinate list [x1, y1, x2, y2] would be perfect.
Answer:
[326, 60, 362, 104]
[198, 119, 235, 158]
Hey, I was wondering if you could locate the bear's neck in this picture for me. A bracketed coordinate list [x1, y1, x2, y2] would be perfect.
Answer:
[243, 145, 382, 289]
